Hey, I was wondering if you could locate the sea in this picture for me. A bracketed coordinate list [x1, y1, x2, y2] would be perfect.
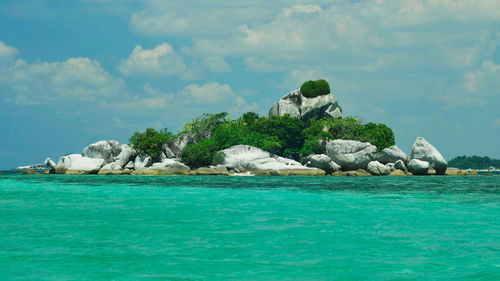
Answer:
[0, 174, 499, 280]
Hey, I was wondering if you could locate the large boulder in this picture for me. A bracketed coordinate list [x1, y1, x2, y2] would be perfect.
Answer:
[221, 145, 324, 175]
[394, 159, 407, 172]
[133, 159, 191, 175]
[44, 158, 57, 173]
[98, 144, 136, 172]
[134, 155, 152, 169]
[410, 137, 447, 175]
[269, 89, 342, 121]
[83, 140, 122, 163]
[304, 154, 341, 174]
[57, 154, 105, 174]
[367, 161, 395, 176]
[325, 140, 376, 171]
[375, 145, 408, 164]
[169, 132, 194, 158]
[408, 159, 429, 175]
[162, 144, 176, 159]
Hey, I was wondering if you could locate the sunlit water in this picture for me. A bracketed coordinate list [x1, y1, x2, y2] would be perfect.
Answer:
[1, 174, 499, 280]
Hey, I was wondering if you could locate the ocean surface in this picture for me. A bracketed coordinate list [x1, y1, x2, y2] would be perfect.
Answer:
[0, 174, 499, 280]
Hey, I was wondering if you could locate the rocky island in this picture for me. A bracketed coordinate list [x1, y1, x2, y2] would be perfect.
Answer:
[14, 79, 472, 177]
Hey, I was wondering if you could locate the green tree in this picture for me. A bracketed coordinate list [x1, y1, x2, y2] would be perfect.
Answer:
[129, 128, 174, 159]
[238, 111, 260, 125]
[251, 115, 305, 159]
[181, 138, 220, 167]
[360, 122, 395, 152]
[300, 79, 331, 98]
[181, 112, 229, 143]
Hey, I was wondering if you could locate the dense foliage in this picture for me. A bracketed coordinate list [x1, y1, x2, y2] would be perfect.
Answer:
[129, 128, 174, 159]
[300, 79, 331, 98]
[179, 112, 395, 166]
[448, 156, 500, 169]
[180, 112, 229, 143]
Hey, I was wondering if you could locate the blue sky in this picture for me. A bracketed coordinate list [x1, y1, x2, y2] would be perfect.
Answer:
[0, 0, 499, 169]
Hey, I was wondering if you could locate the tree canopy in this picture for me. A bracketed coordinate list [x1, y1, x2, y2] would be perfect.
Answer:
[300, 79, 331, 98]
[129, 128, 174, 159]
[448, 156, 500, 169]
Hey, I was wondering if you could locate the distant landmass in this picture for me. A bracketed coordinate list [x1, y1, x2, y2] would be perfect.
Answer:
[448, 156, 500, 170]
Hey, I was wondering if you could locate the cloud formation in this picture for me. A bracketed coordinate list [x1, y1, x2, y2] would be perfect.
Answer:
[118, 43, 193, 78]
[1, 43, 125, 106]
[0, 41, 17, 58]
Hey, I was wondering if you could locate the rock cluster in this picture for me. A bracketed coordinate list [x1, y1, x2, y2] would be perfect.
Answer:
[326, 140, 377, 171]
[221, 145, 325, 176]
[269, 89, 342, 121]
[20, 134, 450, 177]
[409, 137, 447, 175]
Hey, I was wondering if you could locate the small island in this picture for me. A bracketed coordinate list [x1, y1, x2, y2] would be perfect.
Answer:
[15, 79, 476, 177]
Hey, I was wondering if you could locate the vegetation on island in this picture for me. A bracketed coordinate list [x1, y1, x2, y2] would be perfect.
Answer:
[180, 112, 394, 167]
[128, 79, 395, 167]
[129, 128, 174, 159]
[300, 79, 331, 98]
[448, 156, 500, 169]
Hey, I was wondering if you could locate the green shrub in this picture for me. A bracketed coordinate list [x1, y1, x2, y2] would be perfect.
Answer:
[300, 79, 331, 98]
[250, 115, 305, 159]
[238, 111, 260, 125]
[448, 156, 500, 169]
[360, 123, 395, 152]
[327, 117, 395, 152]
[129, 128, 174, 159]
[181, 138, 220, 167]
[180, 112, 229, 143]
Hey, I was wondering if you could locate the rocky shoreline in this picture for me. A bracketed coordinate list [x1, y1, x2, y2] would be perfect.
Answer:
[13, 137, 477, 177]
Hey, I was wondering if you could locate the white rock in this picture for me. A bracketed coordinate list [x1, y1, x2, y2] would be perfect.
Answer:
[326, 106, 342, 119]
[124, 161, 134, 169]
[114, 144, 135, 168]
[367, 160, 394, 176]
[44, 158, 57, 172]
[408, 159, 429, 175]
[98, 144, 136, 171]
[57, 154, 105, 174]
[134, 155, 152, 169]
[222, 145, 271, 171]
[394, 160, 407, 172]
[162, 145, 176, 159]
[221, 145, 319, 172]
[134, 159, 190, 175]
[169, 132, 194, 158]
[326, 140, 376, 171]
[305, 154, 341, 173]
[410, 137, 447, 175]
[375, 145, 408, 164]
[269, 99, 301, 118]
[83, 140, 122, 163]
[268, 89, 341, 121]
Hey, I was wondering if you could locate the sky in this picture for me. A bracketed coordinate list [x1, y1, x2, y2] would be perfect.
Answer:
[0, 0, 499, 169]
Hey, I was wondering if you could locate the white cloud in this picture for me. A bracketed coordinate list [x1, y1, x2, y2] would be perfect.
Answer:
[202, 56, 231, 73]
[181, 82, 234, 104]
[441, 60, 500, 107]
[2, 55, 125, 105]
[176, 1, 498, 76]
[0, 41, 17, 58]
[118, 43, 193, 78]
[103, 81, 258, 123]
[244, 57, 282, 72]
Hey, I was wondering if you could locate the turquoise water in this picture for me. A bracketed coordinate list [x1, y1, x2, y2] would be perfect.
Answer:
[0, 175, 499, 280]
